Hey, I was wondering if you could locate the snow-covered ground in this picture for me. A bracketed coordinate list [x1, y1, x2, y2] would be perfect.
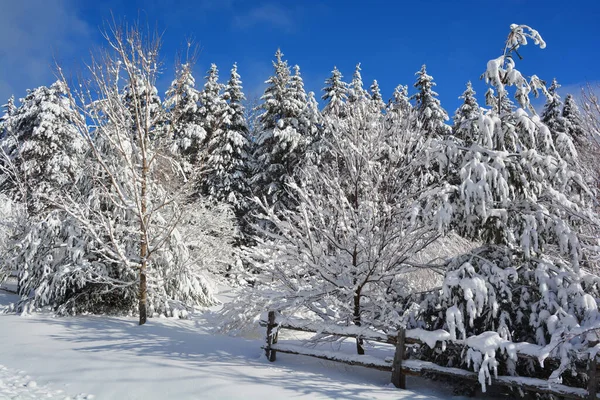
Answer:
[0, 288, 489, 400]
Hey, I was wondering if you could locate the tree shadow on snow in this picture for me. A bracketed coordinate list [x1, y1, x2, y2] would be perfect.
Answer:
[40, 314, 478, 399]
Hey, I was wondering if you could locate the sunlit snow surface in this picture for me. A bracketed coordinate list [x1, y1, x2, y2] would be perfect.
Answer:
[0, 288, 497, 399]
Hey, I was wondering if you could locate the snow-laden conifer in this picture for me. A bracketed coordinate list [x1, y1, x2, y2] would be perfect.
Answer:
[205, 63, 251, 211]
[369, 79, 385, 113]
[164, 62, 205, 166]
[563, 93, 586, 144]
[251, 50, 307, 210]
[321, 66, 347, 118]
[347, 63, 368, 104]
[200, 64, 227, 146]
[452, 82, 480, 145]
[0, 81, 85, 215]
[410, 65, 451, 136]
[414, 25, 600, 387]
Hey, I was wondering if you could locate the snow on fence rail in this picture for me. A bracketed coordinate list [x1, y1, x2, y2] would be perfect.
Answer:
[260, 311, 600, 399]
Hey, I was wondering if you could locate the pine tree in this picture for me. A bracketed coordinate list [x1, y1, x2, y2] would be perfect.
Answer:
[541, 78, 563, 136]
[562, 93, 585, 144]
[387, 84, 412, 121]
[410, 65, 451, 136]
[205, 63, 251, 211]
[369, 79, 385, 113]
[347, 63, 368, 104]
[164, 63, 205, 166]
[289, 65, 319, 150]
[321, 66, 347, 118]
[415, 26, 600, 384]
[123, 75, 164, 140]
[452, 81, 480, 145]
[200, 64, 227, 147]
[0, 96, 18, 186]
[252, 49, 306, 209]
[0, 81, 85, 214]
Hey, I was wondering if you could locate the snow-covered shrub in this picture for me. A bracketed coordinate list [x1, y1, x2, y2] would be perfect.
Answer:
[418, 246, 600, 344]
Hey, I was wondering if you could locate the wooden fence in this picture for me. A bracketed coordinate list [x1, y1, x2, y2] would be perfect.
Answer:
[261, 311, 599, 399]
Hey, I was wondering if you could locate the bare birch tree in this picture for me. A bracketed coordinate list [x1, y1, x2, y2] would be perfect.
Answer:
[54, 21, 211, 324]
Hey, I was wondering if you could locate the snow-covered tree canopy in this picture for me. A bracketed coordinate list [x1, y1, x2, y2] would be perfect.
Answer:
[223, 96, 453, 353]
[410, 65, 451, 137]
[0, 81, 85, 215]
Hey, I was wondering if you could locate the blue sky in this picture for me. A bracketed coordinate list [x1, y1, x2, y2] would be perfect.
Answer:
[1, 0, 598, 113]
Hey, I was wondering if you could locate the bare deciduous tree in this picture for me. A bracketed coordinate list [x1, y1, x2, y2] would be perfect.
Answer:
[56, 21, 203, 325]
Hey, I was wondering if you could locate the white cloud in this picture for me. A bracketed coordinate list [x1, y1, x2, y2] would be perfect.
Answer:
[0, 0, 92, 103]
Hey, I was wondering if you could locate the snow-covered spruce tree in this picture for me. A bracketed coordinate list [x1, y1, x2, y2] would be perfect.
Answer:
[414, 24, 600, 389]
[321, 66, 348, 118]
[223, 97, 450, 354]
[251, 50, 307, 210]
[199, 63, 227, 149]
[563, 93, 586, 146]
[289, 65, 322, 161]
[410, 64, 451, 137]
[205, 63, 251, 214]
[15, 23, 223, 324]
[387, 84, 412, 121]
[369, 79, 385, 114]
[347, 63, 368, 105]
[164, 61, 205, 167]
[0, 82, 85, 216]
[452, 82, 480, 146]
[539, 78, 581, 164]
[541, 78, 563, 135]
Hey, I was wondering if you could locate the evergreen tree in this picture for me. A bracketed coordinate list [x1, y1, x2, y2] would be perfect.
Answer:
[541, 78, 563, 136]
[347, 63, 368, 104]
[289, 65, 320, 150]
[200, 64, 227, 146]
[123, 75, 164, 140]
[562, 93, 585, 144]
[0, 81, 85, 214]
[164, 63, 205, 166]
[387, 84, 412, 121]
[252, 49, 306, 209]
[0, 96, 18, 185]
[452, 81, 480, 145]
[369, 79, 385, 113]
[410, 65, 451, 136]
[415, 26, 600, 384]
[321, 66, 347, 118]
[205, 63, 251, 211]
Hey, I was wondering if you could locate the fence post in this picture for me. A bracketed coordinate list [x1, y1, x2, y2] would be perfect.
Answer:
[391, 328, 406, 389]
[266, 311, 278, 362]
[588, 353, 597, 400]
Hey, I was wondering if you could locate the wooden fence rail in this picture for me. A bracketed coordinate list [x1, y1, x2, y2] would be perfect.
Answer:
[261, 311, 599, 400]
